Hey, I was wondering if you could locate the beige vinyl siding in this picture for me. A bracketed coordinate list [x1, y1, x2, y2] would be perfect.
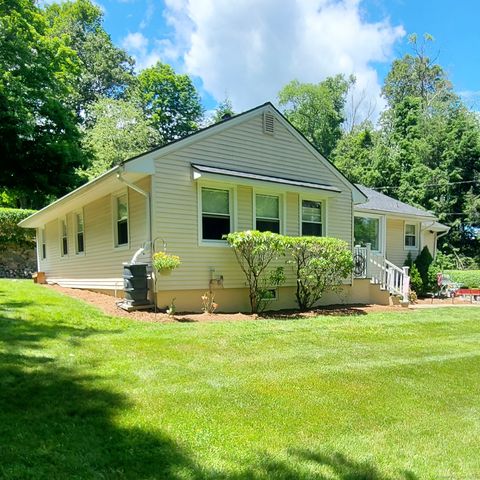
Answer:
[422, 230, 436, 257]
[237, 186, 252, 231]
[39, 176, 151, 286]
[386, 218, 420, 266]
[286, 193, 299, 236]
[152, 111, 353, 291]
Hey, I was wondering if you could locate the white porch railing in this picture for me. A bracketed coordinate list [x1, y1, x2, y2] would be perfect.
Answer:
[353, 244, 410, 302]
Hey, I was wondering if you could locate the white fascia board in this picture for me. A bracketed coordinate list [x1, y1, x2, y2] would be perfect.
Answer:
[123, 155, 155, 174]
[19, 169, 147, 228]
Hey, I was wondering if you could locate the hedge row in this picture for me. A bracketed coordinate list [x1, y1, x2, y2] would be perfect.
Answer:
[444, 270, 480, 289]
[0, 208, 36, 251]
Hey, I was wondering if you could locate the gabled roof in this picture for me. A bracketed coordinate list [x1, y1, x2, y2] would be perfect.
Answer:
[354, 184, 437, 220]
[20, 102, 366, 229]
[119, 102, 366, 203]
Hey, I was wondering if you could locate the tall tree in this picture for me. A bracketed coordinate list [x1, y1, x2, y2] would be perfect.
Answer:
[81, 98, 160, 179]
[136, 62, 204, 143]
[44, 0, 135, 121]
[278, 75, 353, 157]
[0, 0, 87, 208]
[333, 34, 480, 258]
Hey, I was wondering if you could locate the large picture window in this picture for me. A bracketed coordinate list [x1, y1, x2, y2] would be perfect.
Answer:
[201, 187, 231, 240]
[354, 216, 380, 251]
[301, 200, 323, 236]
[115, 194, 129, 246]
[405, 223, 417, 248]
[75, 212, 85, 254]
[255, 194, 280, 233]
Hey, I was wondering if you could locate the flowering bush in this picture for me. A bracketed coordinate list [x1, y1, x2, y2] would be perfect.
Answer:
[152, 251, 181, 271]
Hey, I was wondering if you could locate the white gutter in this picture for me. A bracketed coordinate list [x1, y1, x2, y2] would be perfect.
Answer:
[116, 170, 152, 255]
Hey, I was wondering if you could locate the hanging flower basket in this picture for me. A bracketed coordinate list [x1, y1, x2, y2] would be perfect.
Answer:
[152, 251, 181, 275]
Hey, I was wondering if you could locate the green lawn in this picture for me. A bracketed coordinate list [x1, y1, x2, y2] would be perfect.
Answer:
[1, 280, 480, 479]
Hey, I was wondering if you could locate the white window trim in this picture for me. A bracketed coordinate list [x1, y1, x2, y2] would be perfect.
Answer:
[253, 189, 285, 234]
[299, 196, 328, 237]
[197, 182, 237, 247]
[59, 217, 69, 258]
[74, 208, 85, 256]
[40, 227, 46, 260]
[404, 222, 419, 251]
[353, 213, 385, 253]
[112, 189, 130, 250]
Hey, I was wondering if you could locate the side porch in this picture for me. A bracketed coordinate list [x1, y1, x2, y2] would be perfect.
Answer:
[353, 243, 410, 304]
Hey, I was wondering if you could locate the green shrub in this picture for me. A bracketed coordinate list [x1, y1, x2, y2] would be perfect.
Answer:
[0, 208, 36, 251]
[443, 270, 480, 289]
[226, 231, 287, 313]
[414, 246, 433, 295]
[286, 236, 353, 310]
[408, 264, 423, 295]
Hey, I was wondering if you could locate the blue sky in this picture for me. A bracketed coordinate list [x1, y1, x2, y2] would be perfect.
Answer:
[99, 0, 480, 116]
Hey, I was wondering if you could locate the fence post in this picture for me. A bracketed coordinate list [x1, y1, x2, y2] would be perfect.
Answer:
[402, 266, 410, 303]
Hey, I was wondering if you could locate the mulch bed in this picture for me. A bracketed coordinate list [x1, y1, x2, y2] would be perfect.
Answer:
[46, 284, 408, 323]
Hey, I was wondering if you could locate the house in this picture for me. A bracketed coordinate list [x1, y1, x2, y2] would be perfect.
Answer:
[19, 102, 448, 311]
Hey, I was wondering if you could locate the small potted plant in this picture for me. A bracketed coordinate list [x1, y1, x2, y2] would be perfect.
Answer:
[152, 251, 181, 275]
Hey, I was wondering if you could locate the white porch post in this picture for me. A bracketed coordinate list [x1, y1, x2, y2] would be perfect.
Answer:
[365, 243, 371, 278]
[402, 266, 410, 302]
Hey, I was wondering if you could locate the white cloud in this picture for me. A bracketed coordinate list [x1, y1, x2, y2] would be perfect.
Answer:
[121, 32, 161, 70]
[122, 32, 148, 52]
[159, 0, 405, 120]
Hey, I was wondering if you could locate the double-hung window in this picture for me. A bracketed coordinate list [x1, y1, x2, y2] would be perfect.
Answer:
[60, 219, 68, 256]
[301, 200, 323, 236]
[115, 194, 129, 246]
[255, 194, 280, 233]
[201, 187, 231, 241]
[75, 212, 85, 254]
[405, 223, 417, 249]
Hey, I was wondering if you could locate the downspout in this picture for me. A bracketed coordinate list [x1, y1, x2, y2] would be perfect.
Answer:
[116, 169, 152, 259]
[435, 230, 449, 258]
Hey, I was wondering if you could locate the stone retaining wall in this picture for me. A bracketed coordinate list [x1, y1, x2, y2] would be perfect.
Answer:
[0, 246, 37, 279]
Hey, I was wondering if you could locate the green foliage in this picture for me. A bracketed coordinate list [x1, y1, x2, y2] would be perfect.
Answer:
[0, 0, 87, 208]
[81, 98, 160, 179]
[210, 97, 235, 124]
[226, 231, 286, 313]
[443, 270, 480, 289]
[136, 62, 204, 143]
[0, 208, 36, 251]
[408, 264, 423, 295]
[332, 36, 480, 261]
[286, 236, 353, 310]
[278, 75, 354, 157]
[44, 0, 135, 120]
[152, 251, 181, 271]
[414, 246, 433, 294]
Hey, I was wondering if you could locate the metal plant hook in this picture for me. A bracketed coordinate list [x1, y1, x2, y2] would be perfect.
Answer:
[152, 237, 167, 253]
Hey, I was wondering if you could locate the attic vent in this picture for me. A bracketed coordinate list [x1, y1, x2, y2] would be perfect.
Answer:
[263, 112, 274, 135]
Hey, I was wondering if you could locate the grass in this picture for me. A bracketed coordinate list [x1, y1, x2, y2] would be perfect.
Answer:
[1, 280, 480, 479]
